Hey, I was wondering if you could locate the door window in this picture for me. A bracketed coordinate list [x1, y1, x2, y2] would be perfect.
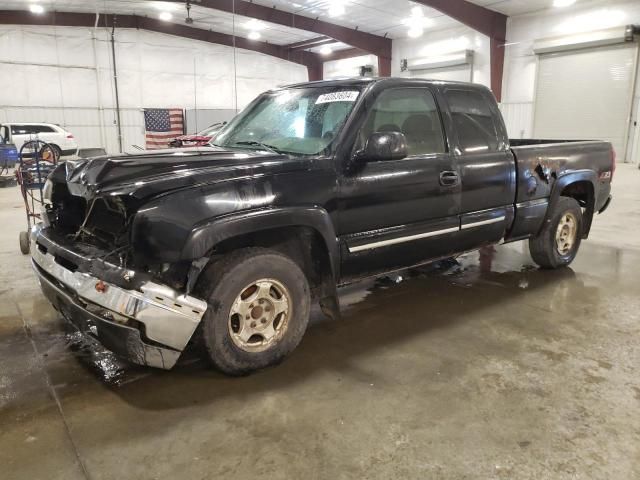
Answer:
[445, 89, 499, 153]
[358, 88, 446, 156]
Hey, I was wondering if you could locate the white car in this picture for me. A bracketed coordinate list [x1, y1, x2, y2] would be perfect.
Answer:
[0, 123, 78, 158]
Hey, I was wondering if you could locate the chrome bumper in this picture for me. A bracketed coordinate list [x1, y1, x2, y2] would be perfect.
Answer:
[31, 235, 208, 369]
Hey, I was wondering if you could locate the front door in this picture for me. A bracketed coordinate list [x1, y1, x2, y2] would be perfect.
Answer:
[337, 86, 461, 281]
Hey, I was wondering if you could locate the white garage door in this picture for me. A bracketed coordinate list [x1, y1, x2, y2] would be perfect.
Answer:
[533, 43, 638, 159]
[410, 65, 472, 83]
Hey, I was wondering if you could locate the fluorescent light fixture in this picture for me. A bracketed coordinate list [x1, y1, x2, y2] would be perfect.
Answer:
[245, 19, 266, 31]
[248, 31, 261, 40]
[328, 0, 345, 17]
[29, 4, 44, 14]
[408, 27, 424, 38]
[320, 45, 333, 55]
[553, 0, 577, 7]
[159, 11, 172, 21]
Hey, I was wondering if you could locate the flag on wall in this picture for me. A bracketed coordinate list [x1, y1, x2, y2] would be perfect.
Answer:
[143, 108, 184, 149]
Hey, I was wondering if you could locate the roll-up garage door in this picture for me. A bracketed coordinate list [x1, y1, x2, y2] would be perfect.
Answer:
[410, 65, 472, 83]
[533, 43, 638, 159]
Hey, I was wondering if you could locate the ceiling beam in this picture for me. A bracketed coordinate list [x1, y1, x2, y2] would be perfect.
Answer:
[410, 0, 507, 101]
[286, 36, 335, 51]
[0, 10, 323, 78]
[175, 0, 392, 62]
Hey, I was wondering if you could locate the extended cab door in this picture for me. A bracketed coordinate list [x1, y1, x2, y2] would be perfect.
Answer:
[337, 86, 461, 280]
[441, 87, 515, 250]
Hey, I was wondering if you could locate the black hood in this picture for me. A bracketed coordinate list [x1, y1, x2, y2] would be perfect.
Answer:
[63, 146, 303, 200]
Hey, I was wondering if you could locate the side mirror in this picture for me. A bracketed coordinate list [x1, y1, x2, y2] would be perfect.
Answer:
[359, 131, 409, 162]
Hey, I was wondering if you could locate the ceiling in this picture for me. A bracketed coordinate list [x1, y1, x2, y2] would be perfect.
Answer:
[0, 0, 600, 46]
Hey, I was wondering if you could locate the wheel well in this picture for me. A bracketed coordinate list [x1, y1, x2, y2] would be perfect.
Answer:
[560, 181, 594, 238]
[211, 226, 335, 300]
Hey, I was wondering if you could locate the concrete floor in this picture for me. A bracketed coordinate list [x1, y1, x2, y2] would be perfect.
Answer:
[1, 165, 639, 480]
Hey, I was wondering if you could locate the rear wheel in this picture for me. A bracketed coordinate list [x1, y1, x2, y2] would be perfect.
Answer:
[529, 197, 583, 269]
[198, 248, 311, 375]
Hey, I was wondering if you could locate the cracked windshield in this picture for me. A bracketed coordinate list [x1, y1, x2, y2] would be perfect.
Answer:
[214, 87, 362, 155]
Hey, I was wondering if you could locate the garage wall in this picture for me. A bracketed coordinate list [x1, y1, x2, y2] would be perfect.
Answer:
[391, 25, 491, 88]
[323, 54, 378, 79]
[500, 0, 640, 159]
[0, 25, 308, 153]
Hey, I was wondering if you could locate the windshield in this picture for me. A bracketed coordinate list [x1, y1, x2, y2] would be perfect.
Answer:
[213, 87, 362, 155]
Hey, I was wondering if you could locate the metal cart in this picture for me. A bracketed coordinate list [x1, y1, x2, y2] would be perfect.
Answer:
[16, 140, 59, 254]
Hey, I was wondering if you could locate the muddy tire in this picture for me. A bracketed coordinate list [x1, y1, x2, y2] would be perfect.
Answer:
[19, 231, 30, 255]
[529, 197, 583, 269]
[197, 248, 311, 376]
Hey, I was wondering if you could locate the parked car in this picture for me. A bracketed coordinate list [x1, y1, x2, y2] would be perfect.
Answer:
[0, 123, 78, 158]
[31, 78, 614, 375]
[168, 122, 226, 148]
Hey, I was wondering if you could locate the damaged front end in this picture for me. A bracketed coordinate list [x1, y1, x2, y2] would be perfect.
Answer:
[31, 161, 208, 369]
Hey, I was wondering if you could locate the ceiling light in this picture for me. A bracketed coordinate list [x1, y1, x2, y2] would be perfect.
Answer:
[245, 19, 266, 31]
[320, 45, 333, 55]
[553, 0, 577, 6]
[248, 31, 261, 40]
[403, 6, 433, 38]
[327, 0, 345, 17]
[159, 11, 172, 21]
[29, 4, 44, 14]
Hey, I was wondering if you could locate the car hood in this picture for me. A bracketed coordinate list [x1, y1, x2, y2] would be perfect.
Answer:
[63, 146, 308, 200]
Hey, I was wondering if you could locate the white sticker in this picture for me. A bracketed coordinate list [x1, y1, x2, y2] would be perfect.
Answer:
[316, 91, 360, 104]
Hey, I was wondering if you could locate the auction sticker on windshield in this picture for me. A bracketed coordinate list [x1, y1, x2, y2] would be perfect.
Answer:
[316, 91, 360, 104]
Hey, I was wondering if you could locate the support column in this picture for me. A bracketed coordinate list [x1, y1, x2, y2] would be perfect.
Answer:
[490, 37, 505, 102]
[378, 56, 392, 77]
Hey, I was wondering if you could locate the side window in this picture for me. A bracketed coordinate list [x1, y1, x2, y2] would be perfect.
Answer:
[445, 89, 499, 153]
[11, 125, 32, 135]
[33, 125, 55, 133]
[0, 126, 8, 143]
[358, 88, 446, 157]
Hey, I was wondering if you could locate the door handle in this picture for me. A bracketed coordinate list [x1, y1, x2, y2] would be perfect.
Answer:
[439, 170, 459, 187]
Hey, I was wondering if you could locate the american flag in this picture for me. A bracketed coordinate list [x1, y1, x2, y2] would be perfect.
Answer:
[143, 108, 184, 149]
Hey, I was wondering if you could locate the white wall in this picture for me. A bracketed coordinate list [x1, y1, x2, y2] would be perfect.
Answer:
[323, 54, 378, 79]
[391, 25, 491, 88]
[501, 0, 640, 150]
[0, 25, 308, 154]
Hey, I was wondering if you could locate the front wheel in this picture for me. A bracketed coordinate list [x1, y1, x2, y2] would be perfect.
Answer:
[198, 248, 311, 375]
[529, 197, 583, 269]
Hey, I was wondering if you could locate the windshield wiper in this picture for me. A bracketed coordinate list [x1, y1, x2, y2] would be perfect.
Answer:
[231, 140, 284, 154]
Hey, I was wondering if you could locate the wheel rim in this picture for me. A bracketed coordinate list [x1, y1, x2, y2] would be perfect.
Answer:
[555, 212, 578, 256]
[228, 278, 291, 353]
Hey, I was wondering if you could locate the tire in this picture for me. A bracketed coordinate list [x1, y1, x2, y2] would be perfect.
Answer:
[48, 144, 62, 161]
[19, 231, 30, 255]
[197, 248, 311, 375]
[529, 197, 583, 269]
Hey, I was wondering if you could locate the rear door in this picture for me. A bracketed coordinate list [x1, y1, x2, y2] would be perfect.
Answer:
[338, 85, 461, 280]
[441, 87, 515, 249]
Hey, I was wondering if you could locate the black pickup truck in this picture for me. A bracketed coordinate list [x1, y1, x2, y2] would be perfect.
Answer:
[31, 78, 614, 374]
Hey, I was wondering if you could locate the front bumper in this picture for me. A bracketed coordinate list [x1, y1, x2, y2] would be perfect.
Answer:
[31, 229, 208, 369]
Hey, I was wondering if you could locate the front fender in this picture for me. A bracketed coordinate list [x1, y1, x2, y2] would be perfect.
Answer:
[181, 206, 340, 278]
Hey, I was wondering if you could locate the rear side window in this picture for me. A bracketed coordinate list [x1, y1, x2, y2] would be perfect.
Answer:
[33, 125, 55, 133]
[445, 89, 499, 153]
[358, 88, 446, 156]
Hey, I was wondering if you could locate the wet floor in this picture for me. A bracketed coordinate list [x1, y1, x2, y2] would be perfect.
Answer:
[1, 165, 640, 479]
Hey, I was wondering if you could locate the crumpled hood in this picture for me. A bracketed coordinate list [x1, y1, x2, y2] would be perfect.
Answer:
[63, 146, 297, 199]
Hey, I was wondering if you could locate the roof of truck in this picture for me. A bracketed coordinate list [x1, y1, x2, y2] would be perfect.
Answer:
[282, 77, 482, 90]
